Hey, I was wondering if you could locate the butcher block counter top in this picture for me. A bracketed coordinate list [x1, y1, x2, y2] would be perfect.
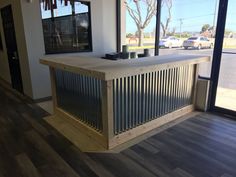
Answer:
[40, 54, 211, 80]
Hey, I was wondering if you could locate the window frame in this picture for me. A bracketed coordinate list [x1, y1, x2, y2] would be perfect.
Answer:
[40, 0, 93, 55]
[116, 0, 161, 55]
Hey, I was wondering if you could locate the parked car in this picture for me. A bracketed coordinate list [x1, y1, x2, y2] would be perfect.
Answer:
[183, 36, 213, 50]
[159, 36, 183, 48]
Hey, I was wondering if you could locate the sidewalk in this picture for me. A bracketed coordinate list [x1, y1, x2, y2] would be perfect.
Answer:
[216, 87, 236, 111]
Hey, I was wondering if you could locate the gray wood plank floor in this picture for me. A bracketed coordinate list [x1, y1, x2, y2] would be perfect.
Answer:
[0, 85, 236, 177]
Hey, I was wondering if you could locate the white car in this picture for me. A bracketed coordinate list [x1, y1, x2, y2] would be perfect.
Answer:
[159, 36, 183, 48]
[183, 36, 213, 50]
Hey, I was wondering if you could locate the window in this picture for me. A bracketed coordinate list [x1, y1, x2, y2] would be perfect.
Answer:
[121, 0, 158, 57]
[160, 0, 220, 78]
[40, 0, 92, 54]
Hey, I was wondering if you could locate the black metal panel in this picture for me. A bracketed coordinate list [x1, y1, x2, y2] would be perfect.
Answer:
[55, 69, 103, 132]
[155, 0, 162, 56]
[116, 0, 121, 53]
[210, 0, 229, 110]
[113, 65, 195, 135]
[209, 0, 236, 116]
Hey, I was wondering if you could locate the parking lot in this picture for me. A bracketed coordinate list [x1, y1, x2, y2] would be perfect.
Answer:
[139, 47, 236, 90]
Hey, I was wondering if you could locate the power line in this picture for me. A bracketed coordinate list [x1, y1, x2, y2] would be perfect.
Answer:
[173, 0, 216, 6]
[179, 18, 183, 38]
[172, 14, 214, 22]
[182, 25, 203, 28]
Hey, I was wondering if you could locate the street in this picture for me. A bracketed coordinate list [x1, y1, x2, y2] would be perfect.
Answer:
[144, 48, 236, 89]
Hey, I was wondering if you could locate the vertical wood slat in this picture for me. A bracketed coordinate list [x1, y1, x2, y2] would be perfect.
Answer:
[113, 64, 196, 135]
[101, 80, 114, 144]
[192, 64, 200, 106]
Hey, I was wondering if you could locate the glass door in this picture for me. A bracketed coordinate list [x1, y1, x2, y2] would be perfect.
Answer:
[159, 0, 219, 79]
[212, 0, 236, 115]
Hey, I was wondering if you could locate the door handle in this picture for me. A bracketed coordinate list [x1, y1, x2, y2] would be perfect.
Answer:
[12, 52, 18, 60]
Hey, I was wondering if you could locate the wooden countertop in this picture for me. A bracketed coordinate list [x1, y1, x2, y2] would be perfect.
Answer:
[40, 54, 211, 80]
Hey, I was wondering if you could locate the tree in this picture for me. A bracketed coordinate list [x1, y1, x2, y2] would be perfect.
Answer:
[225, 29, 233, 38]
[161, 0, 173, 37]
[201, 24, 211, 33]
[125, 0, 157, 46]
[126, 33, 134, 38]
[167, 27, 176, 36]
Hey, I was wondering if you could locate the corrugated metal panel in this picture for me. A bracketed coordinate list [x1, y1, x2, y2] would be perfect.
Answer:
[113, 65, 195, 135]
[55, 69, 103, 132]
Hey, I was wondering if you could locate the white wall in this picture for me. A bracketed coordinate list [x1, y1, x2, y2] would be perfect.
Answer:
[102, 0, 117, 54]
[0, 0, 117, 100]
[20, 0, 51, 99]
[20, 0, 117, 100]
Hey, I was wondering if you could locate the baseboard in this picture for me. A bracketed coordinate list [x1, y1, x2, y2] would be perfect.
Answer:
[34, 96, 52, 103]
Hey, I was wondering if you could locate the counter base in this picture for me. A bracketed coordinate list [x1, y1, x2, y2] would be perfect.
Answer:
[43, 105, 194, 152]
[44, 115, 107, 153]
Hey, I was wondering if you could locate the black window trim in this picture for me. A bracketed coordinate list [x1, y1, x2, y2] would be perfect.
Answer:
[40, 0, 93, 55]
[116, 0, 161, 55]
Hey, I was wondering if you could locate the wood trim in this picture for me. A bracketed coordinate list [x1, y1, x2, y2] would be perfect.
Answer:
[41, 59, 106, 80]
[108, 105, 194, 149]
[40, 55, 211, 81]
[101, 80, 114, 148]
[192, 64, 199, 108]
[33, 96, 52, 103]
[55, 107, 107, 148]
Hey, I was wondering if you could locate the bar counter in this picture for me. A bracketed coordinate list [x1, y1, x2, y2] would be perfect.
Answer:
[40, 54, 209, 80]
[40, 54, 210, 151]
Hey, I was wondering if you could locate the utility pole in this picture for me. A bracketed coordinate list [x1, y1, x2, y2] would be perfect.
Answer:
[179, 18, 183, 38]
[212, 0, 218, 37]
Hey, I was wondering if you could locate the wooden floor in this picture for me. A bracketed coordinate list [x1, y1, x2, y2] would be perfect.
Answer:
[0, 86, 236, 177]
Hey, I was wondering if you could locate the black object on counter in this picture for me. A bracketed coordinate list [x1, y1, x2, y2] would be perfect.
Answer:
[102, 52, 129, 60]
[120, 45, 130, 59]
[130, 52, 137, 59]
[122, 45, 128, 53]
[138, 48, 151, 58]
[144, 49, 151, 57]
[138, 54, 145, 58]
[105, 53, 120, 60]
[121, 52, 129, 59]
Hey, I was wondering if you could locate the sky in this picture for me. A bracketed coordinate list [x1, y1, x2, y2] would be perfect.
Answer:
[40, 0, 236, 34]
[126, 0, 236, 34]
[41, 1, 88, 19]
